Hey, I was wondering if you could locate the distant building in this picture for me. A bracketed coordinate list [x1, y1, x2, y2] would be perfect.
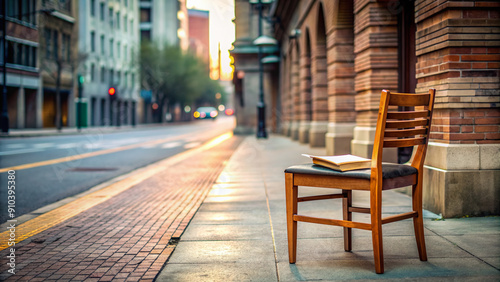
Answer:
[139, 0, 188, 123]
[78, 0, 140, 126]
[1, 0, 40, 129]
[38, 0, 78, 128]
[139, 0, 188, 50]
[188, 9, 209, 65]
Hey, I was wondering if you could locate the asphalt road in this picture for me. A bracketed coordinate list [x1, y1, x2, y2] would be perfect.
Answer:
[0, 117, 235, 224]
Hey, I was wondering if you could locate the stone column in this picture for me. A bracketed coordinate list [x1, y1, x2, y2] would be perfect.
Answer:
[351, 0, 398, 162]
[325, 3, 356, 155]
[290, 43, 301, 140]
[414, 0, 500, 217]
[298, 47, 312, 143]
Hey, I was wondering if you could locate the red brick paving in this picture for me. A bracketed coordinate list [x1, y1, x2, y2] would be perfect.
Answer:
[0, 136, 242, 281]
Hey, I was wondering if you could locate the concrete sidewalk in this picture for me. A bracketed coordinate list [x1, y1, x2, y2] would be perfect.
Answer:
[158, 135, 500, 281]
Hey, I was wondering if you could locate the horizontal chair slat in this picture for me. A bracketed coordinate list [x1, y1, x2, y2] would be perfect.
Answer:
[384, 137, 426, 147]
[381, 211, 417, 224]
[387, 110, 428, 119]
[293, 215, 372, 230]
[298, 194, 343, 202]
[389, 93, 430, 107]
[384, 128, 428, 138]
[349, 207, 370, 213]
[386, 119, 428, 128]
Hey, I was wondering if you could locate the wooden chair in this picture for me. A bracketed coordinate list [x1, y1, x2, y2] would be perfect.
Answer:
[284, 89, 436, 274]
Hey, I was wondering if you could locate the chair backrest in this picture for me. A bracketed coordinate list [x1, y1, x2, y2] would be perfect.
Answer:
[372, 89, 436, 170]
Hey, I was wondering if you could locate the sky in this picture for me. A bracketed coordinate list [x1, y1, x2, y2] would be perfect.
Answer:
[187, 0, 235, 81]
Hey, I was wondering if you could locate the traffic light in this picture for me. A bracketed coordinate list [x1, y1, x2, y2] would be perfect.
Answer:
[108, 87, 117, 100]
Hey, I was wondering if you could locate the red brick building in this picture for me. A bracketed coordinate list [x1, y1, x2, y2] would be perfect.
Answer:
[188, 9, 210, 66]
[232, 0, 499, 217]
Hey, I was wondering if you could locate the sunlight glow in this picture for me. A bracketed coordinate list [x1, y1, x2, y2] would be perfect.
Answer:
[187, 0, 235, 81]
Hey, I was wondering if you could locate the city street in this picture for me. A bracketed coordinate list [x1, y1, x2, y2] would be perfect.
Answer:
[0, 117, 235, 224]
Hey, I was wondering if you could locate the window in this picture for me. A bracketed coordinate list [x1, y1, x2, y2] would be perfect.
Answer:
[117, 71, 121, 85]
[140, 8, 151, 23]
[101, 66, 106, 82]
[53, 30, 59, 60]
[124, 15, 128, 32]
[23, 45, 30, 66]
[130, 20, 134, 34]
[31, 45, 36, 67]
[100, 3, 105, 21]
[90, 31, 96, 52]
[117, 42, 121, 58]
[90, 64, 95, 81]
[110, 39, 114, 57]
[4, 40, 37, 68]
[7, 0, 36, 25]
[131, 73, 135, 87]
[116, 12, 120, 29]
[109, 69, 114, 84]
[45, 29, 52, 59]
[62, 34, 71, 62]
[100, 35, 105, 55]
[124, 71, 128, 88]
[109, 8, 114, 28]
[124, 45, 127, 61]
[90, 0, 96, 17]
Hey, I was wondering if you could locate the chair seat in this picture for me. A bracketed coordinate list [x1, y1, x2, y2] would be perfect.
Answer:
[285, 163, 417, 180]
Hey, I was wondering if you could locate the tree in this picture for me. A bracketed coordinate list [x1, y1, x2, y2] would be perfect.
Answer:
[140, 42, 221, 122]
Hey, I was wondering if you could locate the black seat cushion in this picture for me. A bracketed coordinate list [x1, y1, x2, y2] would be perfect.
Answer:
[284, 163, 418, 180]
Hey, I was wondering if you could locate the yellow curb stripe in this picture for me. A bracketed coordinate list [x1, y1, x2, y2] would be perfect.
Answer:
[0, 131, 233, 251]
[0, 132, 199, 173]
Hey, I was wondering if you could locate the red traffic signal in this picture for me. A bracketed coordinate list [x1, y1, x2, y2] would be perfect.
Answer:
[108, 87, 116, 96]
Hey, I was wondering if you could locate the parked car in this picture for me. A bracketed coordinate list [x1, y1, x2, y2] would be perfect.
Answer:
[193, 107, 218, 120]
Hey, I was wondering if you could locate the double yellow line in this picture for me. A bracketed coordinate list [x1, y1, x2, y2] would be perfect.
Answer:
[0, 132, 233, 250]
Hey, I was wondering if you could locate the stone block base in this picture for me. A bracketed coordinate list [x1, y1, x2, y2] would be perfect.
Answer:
[309, 121, 327, 147]
[298, 121, 310, 144]
[325, 122, 355, 155]
[290, 121, 300, 141]
[422, 166, 500, 218]
[282, 121, 291, 136]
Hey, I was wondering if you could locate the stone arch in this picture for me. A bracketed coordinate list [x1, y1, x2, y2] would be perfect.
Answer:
[298, 28, 313, 143]
[290, 40, 301, 140]
[309, 1, 328, 147]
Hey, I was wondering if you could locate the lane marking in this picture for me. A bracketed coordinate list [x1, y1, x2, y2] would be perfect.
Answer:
[161, 141, 182, 149]
[184, 142, 201, 149]
[6, 144, 26, 149]
[0, 148, 45, 156]
[0, 133, 195, 173]
[33, 143, 55, 148]
[0, 131, 233, 250]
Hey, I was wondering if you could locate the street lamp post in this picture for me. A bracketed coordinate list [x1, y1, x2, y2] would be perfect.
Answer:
[253, 0, 278, 139]
[256, 1, 266, 138]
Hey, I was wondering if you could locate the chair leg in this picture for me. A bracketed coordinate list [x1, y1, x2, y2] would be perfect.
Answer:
[371, 187, 384, 274]
[412, 183, 427, 261]
[285, 173, 298, 263]
[342, 190, 352, 252]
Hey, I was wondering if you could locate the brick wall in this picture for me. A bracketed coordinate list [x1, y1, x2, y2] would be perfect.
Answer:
[353, 0, 399, 127]
[415, 0, 500, 144]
